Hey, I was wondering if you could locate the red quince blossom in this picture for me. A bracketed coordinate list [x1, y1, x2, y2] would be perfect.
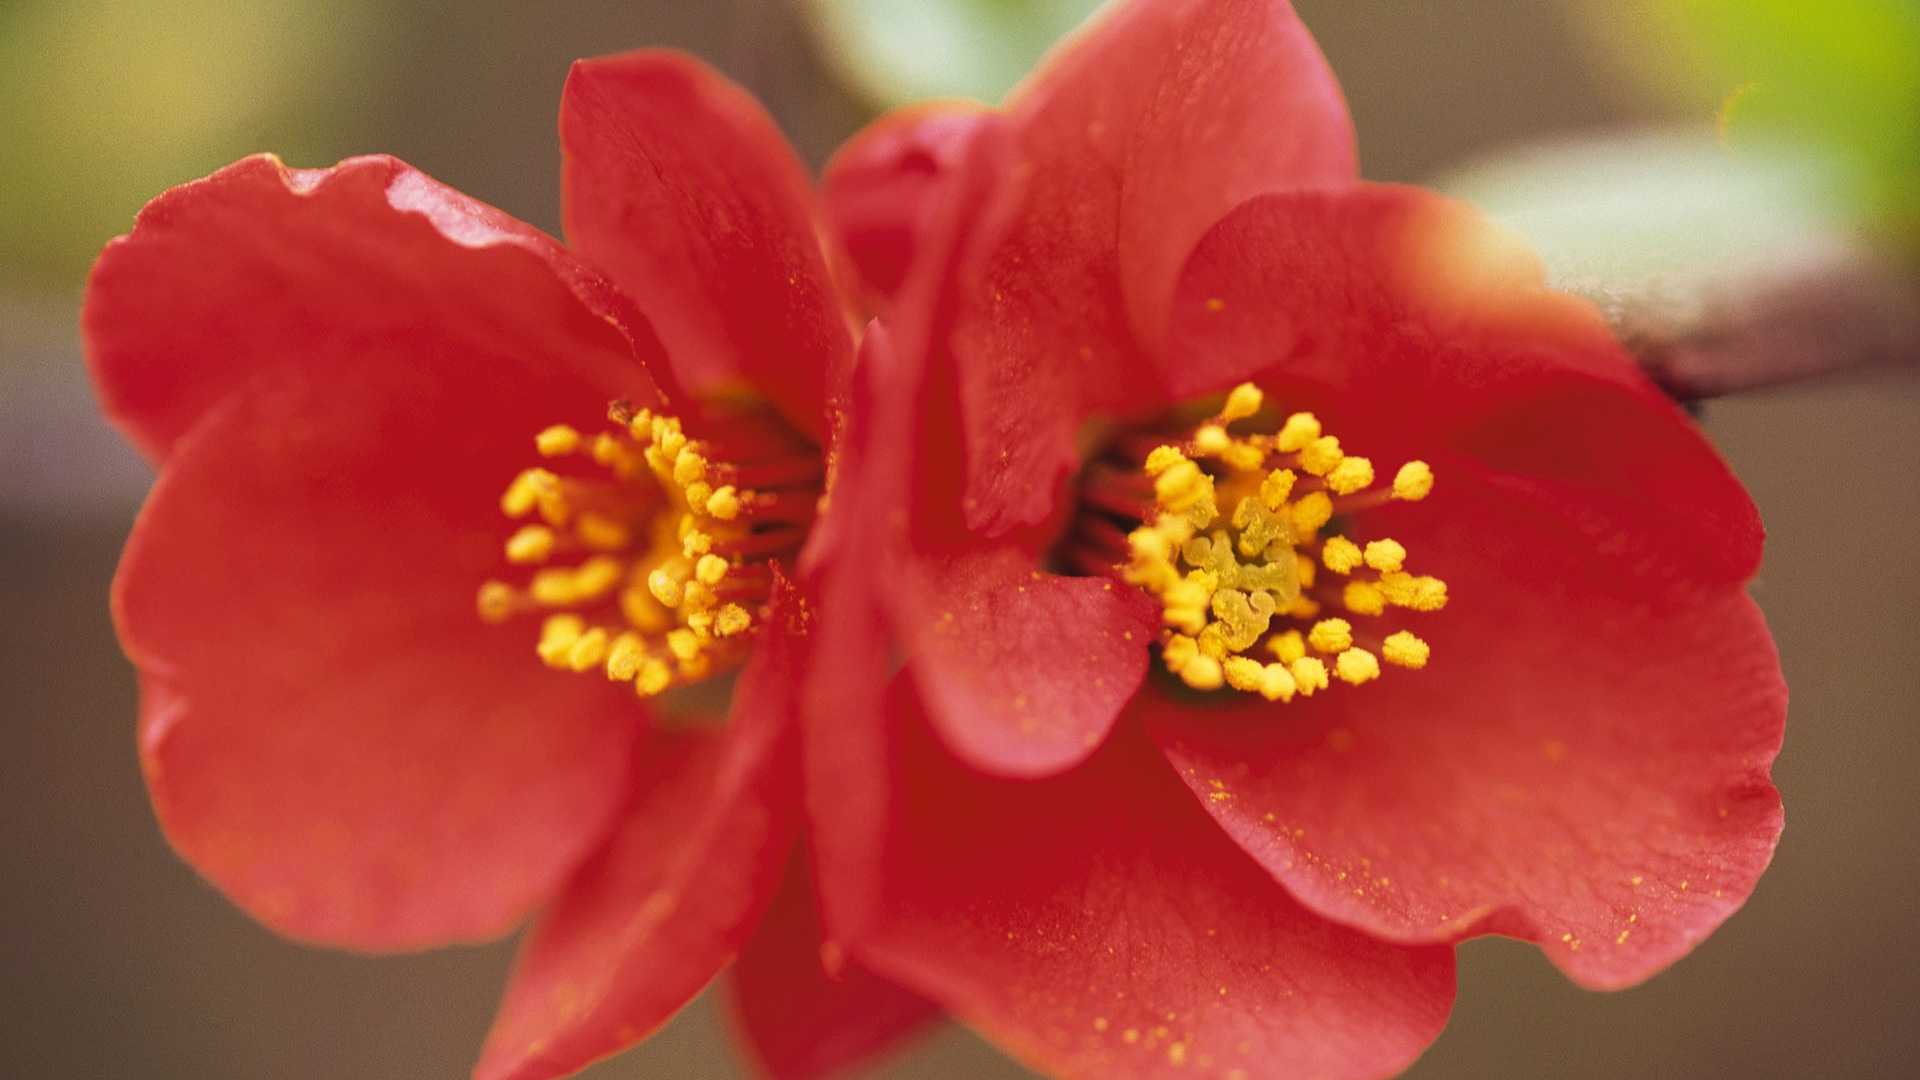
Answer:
[805, 0, 1787, 1077]
[86, 52, 936, 1080]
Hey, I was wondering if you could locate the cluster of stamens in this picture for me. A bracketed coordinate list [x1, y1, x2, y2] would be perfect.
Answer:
[476, 401, 819, 697]
[1072, 383, 1445, 702]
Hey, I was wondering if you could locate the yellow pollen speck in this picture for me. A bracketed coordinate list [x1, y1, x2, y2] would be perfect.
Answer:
[1276, 412, 1320, 453]
[1393, 460, 1434, 501]
[1321, 536, 1363, 574]
[1363, 539, 1407, 573]
[1382, 631, 1430, 669]
[1307, 618, 1353, 654]
[1221, 382, 1263, 422]
[535, 425, 581, 456]
[505, 524, 557, 565]
[1325, 455, 1373, 495]
[1335, 648, 1381, 685]
[1299, 436, 1344, 476]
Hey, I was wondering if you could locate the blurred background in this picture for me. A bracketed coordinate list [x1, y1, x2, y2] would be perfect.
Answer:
[2, 0, 1915, 1077]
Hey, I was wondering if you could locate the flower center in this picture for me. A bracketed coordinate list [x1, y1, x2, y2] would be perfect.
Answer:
[476, 400, 820, 697]
[1067, 382, 1445, 702]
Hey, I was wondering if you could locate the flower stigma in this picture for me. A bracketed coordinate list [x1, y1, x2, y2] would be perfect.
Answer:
[1068, 382, 1444, 702]
[477, 400, 821, 698]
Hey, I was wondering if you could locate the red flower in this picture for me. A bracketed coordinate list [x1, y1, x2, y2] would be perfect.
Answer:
[807, 0, 1787, 1076]
[86, 52, 936, 1080]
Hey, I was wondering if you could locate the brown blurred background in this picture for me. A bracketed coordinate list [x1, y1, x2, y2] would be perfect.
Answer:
[3, 1, 1915, 1077]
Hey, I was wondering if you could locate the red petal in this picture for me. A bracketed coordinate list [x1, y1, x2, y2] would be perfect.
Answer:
[1171, 183, 1762, 582]
[821, 103, 1000, 311]
[84, 154, 663, 464]
[903, 545, 1158, 777]
[119, 357, 647, 950]
[848, 690, 1455, 1080]
[728, 850, 942, 1080]
[1149, 464, 1785, 989]
[473, 582, 807, 1080]
[98, 156, 670, 949]
[560, 51, 852, 437]
[951, 0, 1356, 534]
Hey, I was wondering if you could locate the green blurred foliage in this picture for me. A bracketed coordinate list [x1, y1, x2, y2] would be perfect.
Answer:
[802, 0, 1103, 106]
[0, 0, 387, 290]
[1585, 0, 1920, 243]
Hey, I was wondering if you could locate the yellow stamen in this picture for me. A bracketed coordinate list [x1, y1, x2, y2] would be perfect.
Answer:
[1112, 382, 1445, 704]
[535, 425, 581, 457]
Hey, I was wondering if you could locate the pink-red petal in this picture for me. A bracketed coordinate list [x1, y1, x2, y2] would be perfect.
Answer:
[728, 851, 942, 1080]
[949, 0, 1357, 534]
[473, 582, 808, 1080]
[119, 360, 645, 950]
[847, 689, 1456, 1080]
[560, 50, 853, 437]
[84, 154, 661, 464]
[1171, 183, 1763, 583]
[902, 545, 1158, 778]
[1149, 464, 1785, 989]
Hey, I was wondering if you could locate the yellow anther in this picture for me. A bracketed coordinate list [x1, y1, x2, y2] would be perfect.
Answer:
[591, 432, 626, 468]
[1289, 491, 1332, 537]
[681, 527, 714, 558]
[1161, 577, 1212, 635]
[1259, 468, 1296, 510]
[1286, 594, 1322, 619]
[680, 580, 718, 613]
[528, 566, 578, 607]
[1321, 536, 1364, 574]
[715, 604, 752, 637]
[635, 658, 673, 697]
[1276, 412, 1321, 453]
[1335, 647, 1381, 686]
[695, 554, 730, 586]
[1255, 662, 1298, 702]
[1343, 579, 1386, 616]
[1325, 455, 1374, 495]
[1363, 539, 1407, 573]
[683, 481, 714, 510]
[1382, 631, 1430, 669]
[605, 633, 646, 680]
[1129, 524, 1174, 564]
[625, 409, 654, 442]
[1180, 654, 1225, 691]
[1268, 629, 1307, 664]
[1162, 634, 1201, 672]
[1295, 552, 1316, 589]
[1393, 460, 1434, 501]
[1307, 618, 1354, 654]
[535, 425, 582, 457]
[1300, 436, 1344, 477]
[505, 524, 557, 565]
[705, 486, 742, 519]
[1380, 572, 1449, 611]
[1221, 382, 1264, 423]
[571, 556, 625, 601]
[500, 469, 547, 518]
[619, 586, 672, 634]
[655, 425, 687, 460]
[1223, 656, 1264, 692]
[673, 447, 708, 485]
[1154, 460, 1218, 526]
[566, 628, 610, 673]
[476, 581, 517, 624]
[1291, 656, 1329, 695]
[1193, 424, 1232, 456]
[665, 628, 701, 661]
[536, 614, 585, 667]
[575, 513, 631, 552]
[1222, 442, 1264, 472]
[1144, 445, 1188, 476]
[648, 567, 684, 608]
